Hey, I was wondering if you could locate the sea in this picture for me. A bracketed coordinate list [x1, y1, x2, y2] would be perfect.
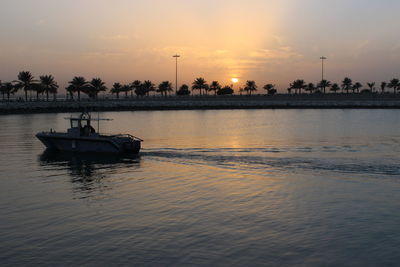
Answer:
[0, 109, 399, 266]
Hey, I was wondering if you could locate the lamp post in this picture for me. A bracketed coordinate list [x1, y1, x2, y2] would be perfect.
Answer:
[320, 56, 327, 81]
[173, 54, 180, 94]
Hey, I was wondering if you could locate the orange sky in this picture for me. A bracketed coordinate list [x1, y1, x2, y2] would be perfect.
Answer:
[1, 0, 400, 92]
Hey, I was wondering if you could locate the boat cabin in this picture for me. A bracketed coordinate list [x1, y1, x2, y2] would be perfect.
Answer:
[68, 112, 97, 137]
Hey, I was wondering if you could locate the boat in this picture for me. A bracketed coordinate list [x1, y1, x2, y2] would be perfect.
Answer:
[36, 112, 142, 154]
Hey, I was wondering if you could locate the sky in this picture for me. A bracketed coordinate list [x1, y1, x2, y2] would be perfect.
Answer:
[0, 0, 400, 92]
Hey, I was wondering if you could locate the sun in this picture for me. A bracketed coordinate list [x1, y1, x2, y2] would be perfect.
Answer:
[231, 78, 239, 83]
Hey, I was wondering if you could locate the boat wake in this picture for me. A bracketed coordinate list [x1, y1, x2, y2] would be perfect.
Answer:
[142, 147, 400, 177]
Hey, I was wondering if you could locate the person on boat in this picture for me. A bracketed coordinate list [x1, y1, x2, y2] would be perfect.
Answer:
[82, 124, 96, 136]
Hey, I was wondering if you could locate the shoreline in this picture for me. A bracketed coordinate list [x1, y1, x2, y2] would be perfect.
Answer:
[2, 94, 400, 115]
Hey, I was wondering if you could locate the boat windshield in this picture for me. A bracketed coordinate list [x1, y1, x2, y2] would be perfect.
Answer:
[71, 119, 80, 128]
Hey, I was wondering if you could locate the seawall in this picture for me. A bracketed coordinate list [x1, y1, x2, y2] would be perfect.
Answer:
[2, 94, 400, 115]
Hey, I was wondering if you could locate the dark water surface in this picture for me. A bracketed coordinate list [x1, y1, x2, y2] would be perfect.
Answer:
[1, 110, 400, 266]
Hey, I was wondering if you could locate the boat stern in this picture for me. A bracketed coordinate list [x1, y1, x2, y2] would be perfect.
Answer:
[122, 140, 141, 154]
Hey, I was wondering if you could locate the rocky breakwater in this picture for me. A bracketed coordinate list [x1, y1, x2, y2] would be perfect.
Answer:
[2, 94, 400, 115]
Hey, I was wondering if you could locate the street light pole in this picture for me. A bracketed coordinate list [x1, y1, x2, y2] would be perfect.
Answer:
[320, 56, 327, 81]
[173, 54, 180, 94]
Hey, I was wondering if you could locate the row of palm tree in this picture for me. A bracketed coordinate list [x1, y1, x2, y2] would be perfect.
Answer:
[2, 71, 400, 101]
[66, 77, 107, 100]
[191, 78, 239, 95]
[109, 78, 237, 98]
[287, 78, 400, 94]
[0, 71, 59, 101]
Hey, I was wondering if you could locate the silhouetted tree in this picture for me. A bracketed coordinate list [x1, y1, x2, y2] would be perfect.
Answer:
[263, 84, 277, 95]
[68, 76, 89, 101]
[40, 75, 58, 101]
[177, 84, 190, 96]
[305, 83, 316, 94]
[217, 85, 234, 95]
[330, 83, 340, 94]
[244, 80, 257, 95]
[0, 81, 3, 100]
[388, 79, 399, 94]
[1, 82, 16, 101]
[131, 80, 142, 98]
[290, 79, 306, 94]
[121, 84, 131, 98]
[192, 78, 208, 95]
[380, 82, 387, 94]
[30, 83, 44, 100]
[341, 77, 353, 94]
[352, 82, 363, 93]
[318, 80, 331, 94]
[111, 83, 122, 99]
[367, 82, 375, 93]
[15, 71, 36, 101]
[65, 85, 74, 100]
[177, 84, 191, 96]
[142, 80, 155, 96]
[157, 81, 173, 96]
[131, 80, 146, 96]
[209, 81, 221, 95]
[90, 78, 107, 99]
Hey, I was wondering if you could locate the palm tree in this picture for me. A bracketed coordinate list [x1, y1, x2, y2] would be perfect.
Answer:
[244, 80, 257, 95]
[120, 84, 131, 98]
[192, 78, 208, 95]
[90, 78, 107, 99]
[305, 83, 316, 94]
[217, 85, 234, 95]
[380, 82, 387, 94]
[367, 82, 375, 93]
[157, 81, 173, 96]
[388, 79, 399, 94]
[330, 83, 340, 94]
[30, 83, 44, 100]
[318, 80, 332, 94]
[65, 85, 75, 100]
[0, 80, 3, 100]
[68, 76, 88, 101]
[290, 79, 306, 94]
[209, 81, 221, 95]
[65, 85, 74, 100]
[177, 84, 191, 96]
[263, 84, 277, 95]
[142, 80, 155, 96]
[131, 80, 142, 98]
[352, 82, 363, 93]
[341, 77, 353, 94]
[111, 83, 122, 99]
[16, 71, 35, 101]
[143, 80, 155, 96]
[40, 75, 59, 101]
[1, 82, 16, 101]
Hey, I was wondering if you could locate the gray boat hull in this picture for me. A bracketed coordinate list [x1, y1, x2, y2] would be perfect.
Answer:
[36, 133, 141, 154]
